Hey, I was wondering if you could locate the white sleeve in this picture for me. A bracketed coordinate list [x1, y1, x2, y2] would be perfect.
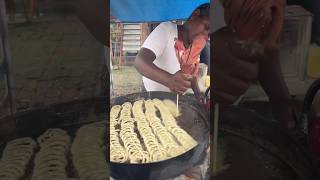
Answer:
[211, 0, 226, 32]
[142, 22, 171, 58]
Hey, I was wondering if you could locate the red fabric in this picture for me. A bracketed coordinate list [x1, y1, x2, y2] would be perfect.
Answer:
[174, 34, 208, 76]
[222, 0, 286, 48]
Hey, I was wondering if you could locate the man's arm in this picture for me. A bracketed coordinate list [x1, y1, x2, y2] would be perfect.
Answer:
[258, 48, 290, 103]
[135, 48, 173, 88]
[258, 48, 298, 129]
[212, 28, 262, 106]
[77, 0, 108, 46]
[134, 48, 192, 94]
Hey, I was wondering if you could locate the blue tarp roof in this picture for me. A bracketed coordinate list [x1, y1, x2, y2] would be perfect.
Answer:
[110, 0, 210, 23]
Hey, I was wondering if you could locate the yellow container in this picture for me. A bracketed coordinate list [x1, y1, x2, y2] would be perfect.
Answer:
[308, 45, 320, 78]
[205, 75, 210, 87]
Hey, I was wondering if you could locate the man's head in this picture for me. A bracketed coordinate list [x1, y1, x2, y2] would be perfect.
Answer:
[185, 3, 210, 42]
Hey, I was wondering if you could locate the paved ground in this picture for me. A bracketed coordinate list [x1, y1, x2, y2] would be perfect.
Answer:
[111, 66, 143, 98]
[5, 14, 104, 111]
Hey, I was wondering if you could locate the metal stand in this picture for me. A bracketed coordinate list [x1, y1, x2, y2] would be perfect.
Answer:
[0, 0, 16, 117]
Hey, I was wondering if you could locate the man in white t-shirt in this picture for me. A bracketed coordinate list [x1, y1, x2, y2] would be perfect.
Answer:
[134, 4, 210, 94]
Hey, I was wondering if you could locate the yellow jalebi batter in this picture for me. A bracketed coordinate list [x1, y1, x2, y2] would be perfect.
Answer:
[133, 100, 167, 162]
[119, 102, 149, 163]
[153, 99, 197, 151]
[162, 99, 181, 117]
[110, 99, 197, 163]
[144, 100, 185, 157]
[0, 137, 37, 179]
[32, 129, 71, 180]
[110, 105, 128, 163]
[72, 121, 108, 180]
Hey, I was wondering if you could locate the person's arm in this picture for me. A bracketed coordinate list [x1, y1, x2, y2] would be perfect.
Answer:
[258, 48, 290, 103]
[258, 47, 298, 129]
[135, 48, 176, 89]
[135, 48, 192, 94]
[77, 0, 107, 46]
[135, 23, 192, 94]
[212, 28, 263, 107]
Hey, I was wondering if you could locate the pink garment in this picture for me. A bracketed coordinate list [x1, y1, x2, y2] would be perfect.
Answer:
[174, 34, 208, 76]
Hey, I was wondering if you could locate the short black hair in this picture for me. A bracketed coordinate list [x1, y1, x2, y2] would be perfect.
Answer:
[186, 3, 210, 21]
[197, 3, 210, 17]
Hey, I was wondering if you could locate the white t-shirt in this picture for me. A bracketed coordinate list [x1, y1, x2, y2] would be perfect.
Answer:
[142, 22, 180, 92]
[141, 1, 226, 92]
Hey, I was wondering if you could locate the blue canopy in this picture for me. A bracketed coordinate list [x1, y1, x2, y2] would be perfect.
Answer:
[110, 0, 210, 23]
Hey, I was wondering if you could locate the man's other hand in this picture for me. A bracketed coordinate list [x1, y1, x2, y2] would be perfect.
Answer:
[212, 27, 263, 106]
[168, 71, 193, 94]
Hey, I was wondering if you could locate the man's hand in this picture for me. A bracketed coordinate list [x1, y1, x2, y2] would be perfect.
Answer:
[167, 71, 192, 94]
[212, 28, 263, 106]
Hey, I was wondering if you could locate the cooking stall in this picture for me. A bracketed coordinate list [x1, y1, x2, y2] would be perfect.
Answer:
[110, 1, 320, 180]
[0, 2, 108, 179]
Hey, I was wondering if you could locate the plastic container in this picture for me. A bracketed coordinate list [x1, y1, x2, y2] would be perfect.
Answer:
[308, 44, 320, 78]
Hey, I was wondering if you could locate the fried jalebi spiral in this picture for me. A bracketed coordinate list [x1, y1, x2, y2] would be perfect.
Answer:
[0, 137, 37, 179]
[144, 100, 184, 157]
[72, 121, 108, 180]
[110, 105, 128, 163]
[132, 100, 167, 162]
[37, 129, 70, 147]
[32, 129, 71, 180]
[153, 99, 197, 151]
[110, 99, 198, 164]
[110, 105, 121, 119]
[119, 102, 149, 163]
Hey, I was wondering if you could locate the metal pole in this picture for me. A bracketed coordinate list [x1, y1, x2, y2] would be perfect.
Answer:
[0, 0, 16, 116]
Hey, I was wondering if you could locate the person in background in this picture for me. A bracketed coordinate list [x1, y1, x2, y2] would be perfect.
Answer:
[212, 0, 301, 130]
[134, 4, 210, 100]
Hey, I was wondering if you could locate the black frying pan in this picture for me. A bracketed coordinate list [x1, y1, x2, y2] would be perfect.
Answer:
[212, 106, 319, 180]
[0, 97, 108, 179]
[0, 97, 107, 158]
[110, 91, 210, 180]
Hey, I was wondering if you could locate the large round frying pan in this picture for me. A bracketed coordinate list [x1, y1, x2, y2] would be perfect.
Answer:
[212, 105, 319, 180]
[0, 97, 107, 164]
[110, 91, 210, 180]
